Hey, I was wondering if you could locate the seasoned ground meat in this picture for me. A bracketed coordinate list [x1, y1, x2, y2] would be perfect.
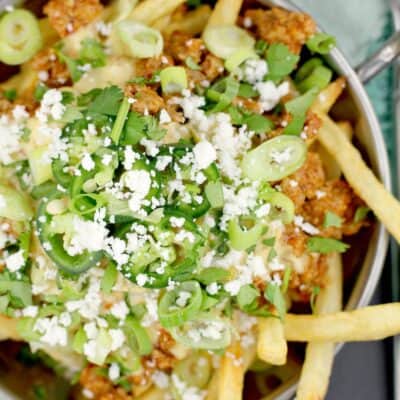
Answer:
[186, 68, 207, 88]
[201, 53, 224, 82]
[281, 152, 326, 210]
[302, 111, 322, 141]
[289, 254, 328, 302]
[79, 365, 132, 400]
[125, 83, 165, 115]
[302, 179, 365, 238]
[244, 7, 316, 54]
[165, 31, 204, 63]
[43, 0, 103, 37]
[31, 48, 71, 88]
[135, 55, 174, 80]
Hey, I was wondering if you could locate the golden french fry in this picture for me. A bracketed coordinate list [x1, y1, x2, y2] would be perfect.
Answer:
[205, 372, 218, 400]
[296, 253, 343, 400]
[336, 121, 353, 140]
[0, 315, 20, 341]
[316, 113, 400, 245]
[312, 77, 346, 114]
[137, 387, 167, 399]
[151, 14, 172, 31]
[218, 341, 244, 400]
[205, 0, 243, 28]
[164, 5, 212, 36]
[257, 317, 288, 366]
[285, 303, 400, 342]
[129, 0, 186, 25]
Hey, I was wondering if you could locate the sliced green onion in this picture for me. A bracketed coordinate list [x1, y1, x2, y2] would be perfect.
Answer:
[72, 327, 87, 354]
[110, 97, 130, 144]
[203, 25, 255, 59]
[237, 284, 259, 310]
[238, 83, 258, 98]
[206, 76, 239, 112]
[259, 191, 295, 224]
[264, 283, 286, 320]
[28, 146, 53, 186]
[101, 262, 118, 294]
[283, 114, 307, 136]
[115, 20, 163, 58]
[228, 218, 263, 251]
[205, 181, 224, 208]
[354, 206, 370, 223]
[70, 193, 106, 216]
[124, 316, 153, 356]
[160, 66, 188, 94]
[285, 87, 319, 116]
[158, 281, 203, 328]
[0, 9, 42, 65]
[323, 211, 342, 228]
[173, 352, 212, 389]
[296, 64, 332, 93]
[0, 278, 32, 307]
[306, 33, 336, 54]
[170, 314, 231, 350]
[225, 48, 257, 72]
[295, 58, 323, 82]
[0, 184, 33, 221]
[241, 136, 307, 182]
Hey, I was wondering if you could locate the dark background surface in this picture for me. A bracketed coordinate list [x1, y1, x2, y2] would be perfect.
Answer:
[326, 259, 393, 400]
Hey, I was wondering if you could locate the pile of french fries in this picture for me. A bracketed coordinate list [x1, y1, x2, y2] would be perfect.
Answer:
[2, 0, 400, 399]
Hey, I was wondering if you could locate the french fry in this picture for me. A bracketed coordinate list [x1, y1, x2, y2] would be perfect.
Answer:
[205, 372, 218, 400]
[129, 0, 186, 25]
[218, 341, 244, 400]
[137, 387, 167, 399]
[205, 0, 243, 28]
[336, 121, 353, 140]
[257, 317, 288, 366]
[164, 5, 212, 36]
[0, 315, 20, 341]
[151, 14, 172, 31]
[316, 113, 400, 245]
[312, 77, 346, 114]
[296, 253, 343, 400]
[285, 303, 400, 342]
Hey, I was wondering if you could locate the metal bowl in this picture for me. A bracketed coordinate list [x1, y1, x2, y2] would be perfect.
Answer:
[0, 0, 392, 399]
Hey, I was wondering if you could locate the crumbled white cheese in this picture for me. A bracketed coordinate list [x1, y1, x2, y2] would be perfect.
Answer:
[81, 153, 95, 171]
[34, 316, 68, 347]
[22, 305, 39, 318]
[159, 109, 172, 124]
[110, 301, 129, 320]
[108, 363, 120, 381]
[255, 81, 290, 112]
[109, 328, 126, 351]
[193, 141, 217, 169]
[5, 250, 25, 272]
[152, 370, 170, 389]
[243, 59, 268, 84]
[294, 215, 320, 235]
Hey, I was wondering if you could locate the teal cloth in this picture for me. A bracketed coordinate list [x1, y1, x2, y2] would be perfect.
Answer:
[293, 0, 395, 165]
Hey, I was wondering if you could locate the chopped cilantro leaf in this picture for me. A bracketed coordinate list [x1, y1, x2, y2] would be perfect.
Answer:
[238, 83, 258, 98]
[34, 83, 48, 101]
[354, 206, 370, 223]
[196, 267, 230, 285]
[237, 284, 259, 310]
[307, 237, 349, 254]
[121, 111, 166, 144]
[228, 106, 274, 134]
[267, 247, 277, 262]
[255, 40, 268, 56]
[61, 90, 75, 105]
[3, 88, 17, 101]
[129, 73, 160, 85]
[263, 237, 276, 247]
[264, 283, 286, 320]
[265, 43, 299, 82]
[79, 38, 106, 68]
[88, 86, 124, 116]
[323, 211, 343, 228]
[77, 88, 102, 107]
